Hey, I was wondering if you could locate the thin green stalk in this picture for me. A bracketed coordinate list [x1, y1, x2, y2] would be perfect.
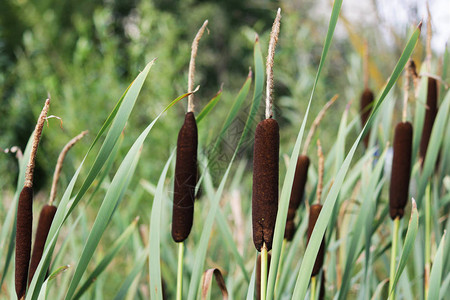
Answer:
[176, 242, 184, 300]
[274, 239, 287, 296]
[310, 276, 316, 300]
[261, 244, 268, 300]
[389, 218, 400, 300]
[424, 184, 431, 300]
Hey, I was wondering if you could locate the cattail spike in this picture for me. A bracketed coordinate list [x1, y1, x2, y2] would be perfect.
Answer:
[389, 122, 413, 219]
[188, 20, 208, 113]
[252, 118, 279, 251]
[307, 204, 325, 276]
[28, 204, 57, 284]
[49, 130, 88, 205]
[285, 155, 310, 241]
[265, 8, 282, 119]
[172, 112, 198, 242]
[420, 78, 438, 164]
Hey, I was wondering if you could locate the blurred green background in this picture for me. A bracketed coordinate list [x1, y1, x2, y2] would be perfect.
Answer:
[0, 0, 435, 195]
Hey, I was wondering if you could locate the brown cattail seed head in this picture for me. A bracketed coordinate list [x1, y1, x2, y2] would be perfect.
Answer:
[252, 118, 279, 252]
[15, 186, 33, 299]
[307, 204, 325, 277]
[284, 155, 310, 241]
[360, 88, 374, 148]
[172, 112, 198, 242]
[256, 253, 271, 300]
[420, 78, 438, 163]
[28, 204, 57, 284]
[389, 122, 413, 219]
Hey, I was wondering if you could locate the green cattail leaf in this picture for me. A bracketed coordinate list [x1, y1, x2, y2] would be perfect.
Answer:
[246, 261, 257, 300]
[291, 23, 421, 300]
[389, 199, 419, 296]
[338, 147, 388, 300]
[267, 0, 344, 298]
[186, 36, 263, 300]
[148, 151, 175, 300]
[428, 233, 445, 300]
[196, 89, 223, 124]
[72, 218, 139, 299]
[37, 279, 48, 300]
[113, 249, 149, 300]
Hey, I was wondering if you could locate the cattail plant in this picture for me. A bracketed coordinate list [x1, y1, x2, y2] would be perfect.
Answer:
[419, 78, 438, 164]
[252, 8, 280, 300]
[306, 141, 326, 300]
[28, 130, 87, 284]
[15, 98, 50, 300]
[388, 67, 413, 300]
[360, 40, 374, 148]
[172, 20, 207, 300]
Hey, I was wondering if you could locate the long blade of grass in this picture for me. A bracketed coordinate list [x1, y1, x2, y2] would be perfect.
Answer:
[113, 248, 149, 300]
[197, 89, 223, 124]
[427, 232, 446, 300]
[266, 1, 344, 298]
[245, 262, 257, 300]
[291, 23, 421, 299]
[148, 151, 175, 300]
[338, 148, 388, 300]
[73, 218, 139, 299]
[388, 199, 419, 296]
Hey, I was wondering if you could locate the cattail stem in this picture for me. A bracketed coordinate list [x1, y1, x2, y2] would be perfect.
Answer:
[424, 184, 431, 299]
[303, 95, 338, 155]
[311, 276, 317, 300]
[187, 20, 208, 113]
[426, 3, 432, 71]
[261, 244, 268, 300]
[265, 8, 281, 119]
[176, 242, 184, 300]
[363, 40, 369, 90]
[316, 140, 324, 205]
[389, 217, 400, 300]
[402, 65, 410, 123]
[25, 98, 50, 188]
[49, 130, 88, 205]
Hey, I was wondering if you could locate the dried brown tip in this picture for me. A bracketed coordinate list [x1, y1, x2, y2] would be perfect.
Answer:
[303, 95, 338, 155]
[252, 118, 279, 251]
[25, 98, 50, 188]
[389, 122, 413, 219]
[265, 8, 282, 119]
[420, 78, 438, 163]
[28, 204, 57, 284]
[172, 112, 198, 242]
[285, 155, 310, 241]
[49, 130, 88, 205]
[307, 204, 325, 277]
[188, 20, 208, 113]
[360, 88, 374, 148]
[15, 186, 33, 299]
[256, 253, 271, 300]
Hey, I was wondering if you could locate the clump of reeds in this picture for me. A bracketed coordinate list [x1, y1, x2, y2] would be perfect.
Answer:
[15, 98, 50, 300]
[28, 130, 87, 284]
[284, 95, 336, 241]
